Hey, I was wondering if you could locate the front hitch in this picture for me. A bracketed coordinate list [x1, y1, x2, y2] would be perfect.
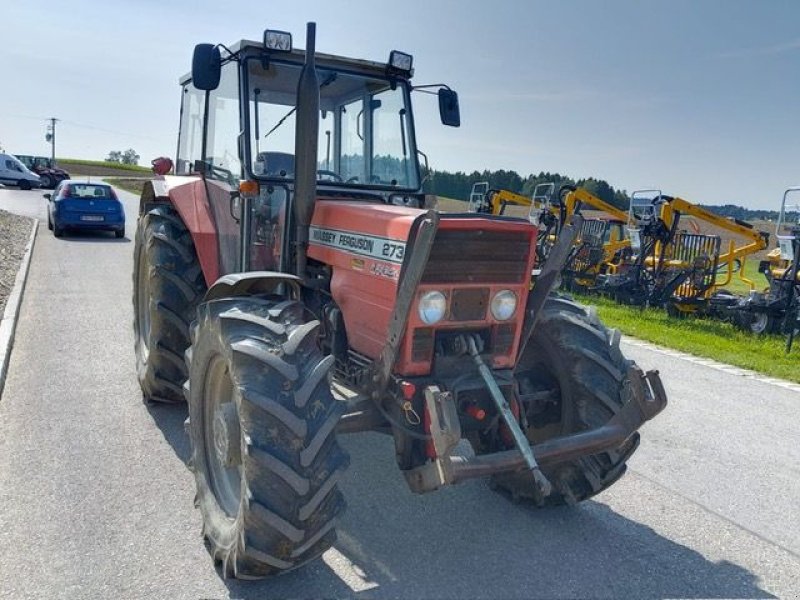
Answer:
[403, 363, 667, 494]
[467, 335, 552, 497]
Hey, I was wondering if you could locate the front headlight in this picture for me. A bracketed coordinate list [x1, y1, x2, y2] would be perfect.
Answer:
[490, 290, 517, 321]
[418, 290, 447, 324]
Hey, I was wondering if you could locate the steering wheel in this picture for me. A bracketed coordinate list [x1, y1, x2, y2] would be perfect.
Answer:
[316, 169, 343, 182]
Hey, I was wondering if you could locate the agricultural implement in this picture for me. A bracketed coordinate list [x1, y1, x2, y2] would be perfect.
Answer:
[132, 24, 667, 579]
[734, 188, 800, 345]
[598, 190, 768, 314]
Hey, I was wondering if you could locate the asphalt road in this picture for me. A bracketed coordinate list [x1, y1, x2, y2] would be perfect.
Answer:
[0, 185, 798, 599]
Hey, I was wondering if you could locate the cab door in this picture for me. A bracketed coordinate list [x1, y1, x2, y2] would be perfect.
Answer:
[203, 60, 243, 275]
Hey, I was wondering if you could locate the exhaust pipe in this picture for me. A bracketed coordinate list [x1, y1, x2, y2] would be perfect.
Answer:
[293, 22, 320, 277]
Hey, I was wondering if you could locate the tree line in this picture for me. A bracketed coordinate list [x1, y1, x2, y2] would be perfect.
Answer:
[423, 168, 630, 210]
[423, 168, 777, 221]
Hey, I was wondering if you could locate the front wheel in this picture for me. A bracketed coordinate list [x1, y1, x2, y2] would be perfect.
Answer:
[491, 295, 639, 506]
[132, 205, 205, 403]
[186, 297, 349, 579]
[18, 179, 32, 191]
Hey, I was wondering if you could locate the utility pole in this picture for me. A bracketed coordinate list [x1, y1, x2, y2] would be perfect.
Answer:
[45, 118, 58, 163]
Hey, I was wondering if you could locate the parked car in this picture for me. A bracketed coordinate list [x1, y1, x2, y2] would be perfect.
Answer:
[15, 155, 70, 189]
[45, 181, 125, 238]
[0, 153, 42, 190]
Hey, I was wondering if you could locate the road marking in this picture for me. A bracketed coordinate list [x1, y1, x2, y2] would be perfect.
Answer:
[321, 547, 379, 592]
[621, 336, 800, 393]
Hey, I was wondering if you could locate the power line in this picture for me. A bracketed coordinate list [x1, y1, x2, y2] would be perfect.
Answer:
[6, 113, 166, 141]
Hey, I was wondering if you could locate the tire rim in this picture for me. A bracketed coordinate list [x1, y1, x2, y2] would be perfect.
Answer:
[750, 313, 769, 334]
[135, 243, 151, 360]
[203, 355, 242, 518]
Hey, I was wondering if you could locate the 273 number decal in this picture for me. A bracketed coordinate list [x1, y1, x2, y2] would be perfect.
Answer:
[382, 242, 404, 261]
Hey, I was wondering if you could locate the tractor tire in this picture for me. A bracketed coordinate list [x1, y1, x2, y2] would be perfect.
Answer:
[491, 295, 639, 506]
[185, 297, 349, 579]
[133, 204, 206, 403]
[40, 174, 54, 189]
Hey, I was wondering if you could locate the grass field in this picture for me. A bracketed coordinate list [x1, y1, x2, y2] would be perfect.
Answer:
[575, 292, 799, 383]
[105, 177, 148, 195]
[712, 257, 769, 295]
[58, 159, 151, 178]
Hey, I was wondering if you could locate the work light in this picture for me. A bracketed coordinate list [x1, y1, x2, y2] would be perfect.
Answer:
[389, 50, 413, 73]
[264, 30, 292, 52]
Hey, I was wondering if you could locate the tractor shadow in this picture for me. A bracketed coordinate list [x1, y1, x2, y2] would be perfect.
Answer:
[145, 410, 775, 600]
[145, 400, 191, 464]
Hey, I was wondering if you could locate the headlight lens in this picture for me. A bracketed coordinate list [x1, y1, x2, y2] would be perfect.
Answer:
[418, 290, 447, 324]
[490, 290, 517, 321]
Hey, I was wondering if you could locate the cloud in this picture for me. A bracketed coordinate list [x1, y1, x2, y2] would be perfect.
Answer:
[715, 38, 800, 59]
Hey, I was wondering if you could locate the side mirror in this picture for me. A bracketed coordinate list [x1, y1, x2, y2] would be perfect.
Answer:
[438, 89, 460, 127]
[43, 193, 52, 200]
[192, 43, 221, 91]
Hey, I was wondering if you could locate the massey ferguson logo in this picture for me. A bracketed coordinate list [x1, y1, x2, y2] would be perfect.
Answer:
[309, 226, 406, 264]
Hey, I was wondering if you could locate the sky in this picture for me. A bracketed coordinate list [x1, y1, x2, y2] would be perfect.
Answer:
[2, 0, 799, 210]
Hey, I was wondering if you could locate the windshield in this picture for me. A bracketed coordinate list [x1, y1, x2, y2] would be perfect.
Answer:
[246, 59, 419, 190]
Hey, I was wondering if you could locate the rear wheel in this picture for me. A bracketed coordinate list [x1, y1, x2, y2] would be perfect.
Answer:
[491, 295, 639, 506]
[133, 204, 205, 403]
[186, 297, 349, 579]
[40, 174, 54, 189]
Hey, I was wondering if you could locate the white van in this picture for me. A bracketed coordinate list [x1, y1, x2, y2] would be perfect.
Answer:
[0, 153, 42, 190]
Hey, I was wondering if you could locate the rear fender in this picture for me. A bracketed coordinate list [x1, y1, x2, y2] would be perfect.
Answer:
[204, 272, 301, 302]
[139, 176, 221, 285]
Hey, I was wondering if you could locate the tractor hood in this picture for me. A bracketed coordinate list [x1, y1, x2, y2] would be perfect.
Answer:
[308, 200, 538, 375]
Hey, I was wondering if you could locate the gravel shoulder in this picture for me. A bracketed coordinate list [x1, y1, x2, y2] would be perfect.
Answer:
[0, 209, 34, 317]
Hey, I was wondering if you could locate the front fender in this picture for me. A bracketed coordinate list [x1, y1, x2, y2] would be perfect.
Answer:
[139, 176, 222, 285]
[204, 271, 302, 302]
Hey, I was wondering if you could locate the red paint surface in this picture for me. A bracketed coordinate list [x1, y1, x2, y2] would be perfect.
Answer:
[159, 176, 221, 286]
[308, 201, 538, 376]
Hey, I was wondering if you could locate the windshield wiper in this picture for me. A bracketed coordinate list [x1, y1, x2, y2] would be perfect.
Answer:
[263, 72, 338, 140]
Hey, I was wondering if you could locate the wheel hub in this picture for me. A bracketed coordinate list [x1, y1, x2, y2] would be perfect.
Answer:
[213, 402, 241, 468]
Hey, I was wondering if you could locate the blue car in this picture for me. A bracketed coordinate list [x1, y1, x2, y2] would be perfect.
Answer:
[45, 181, 125, 238]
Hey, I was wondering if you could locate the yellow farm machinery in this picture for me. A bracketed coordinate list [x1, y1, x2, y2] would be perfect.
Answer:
[597, 190, 769, 315]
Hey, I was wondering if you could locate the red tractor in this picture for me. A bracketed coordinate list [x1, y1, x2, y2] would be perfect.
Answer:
[133, 23, 667, 579]
[14, 155, 70, 189]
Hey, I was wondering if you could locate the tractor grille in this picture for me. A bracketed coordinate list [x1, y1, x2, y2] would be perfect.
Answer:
[422, 229, 531, 284]
[493, 324, 516, 355]
[450, 288, 489, 321]
[412, 328, 435, 362]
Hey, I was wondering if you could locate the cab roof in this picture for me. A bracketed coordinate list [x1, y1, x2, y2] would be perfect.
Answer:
[179, 40, 407, 85]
